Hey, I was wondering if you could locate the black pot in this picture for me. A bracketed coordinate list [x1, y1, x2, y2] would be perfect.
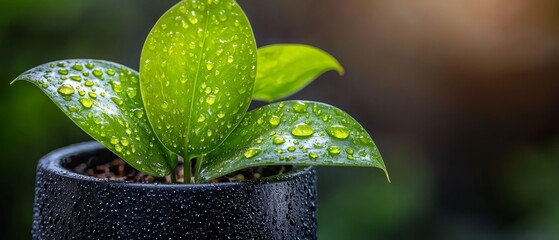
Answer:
[32, 141, 317, 239]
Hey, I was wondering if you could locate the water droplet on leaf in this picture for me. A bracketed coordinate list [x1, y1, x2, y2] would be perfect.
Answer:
[272, 136, 285, 145]
[292, 101, 307, 113]
[243, 148, 261, 159]
[327, 146, 341, 155]
[309, 152, 318, 160]
[79, 98, 93, 109]
[326, 125, 350, 139]
[291, 123, 314, 137]
[269, 115, 281, 127]
[57, 85, 74, 96]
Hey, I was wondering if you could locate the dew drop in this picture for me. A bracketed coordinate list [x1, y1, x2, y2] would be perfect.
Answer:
[272, 136, 285, 145]
[121, 138, 130, 146]
[161, 102, 168, 109]
[92, 69, 103, 78]
[88, 92, 97, 99]
[135, 110, 144, 119]
[327, 146, 341, 155]
[326, 125, 350, 140]
[111, 96, 123, 105]
[78, 90, 85, 96]
[197, 115, 206, 122]
[292, 101, 307, 113]
[110, 136, 119, 145]
[67, 105, 79, 112]
[218, 10, 228, 21]
[106, 69, 115, 76]
[79, 98, 93, 109]
[287, 146, 296, 152]
[291, 123, 314, 137]
[309, 152, 318, 160]
[269, 115, 281, 127]
[126, 88, 137, 98]
[115, 144, 123, 153]
[243, 148, 261, 159]
[57, 85, 75, 96]
[111, 82, 123, 92]
[227, 55, 234, 63]
[84, 80, 94, 87]
[70, 75, 82, 81]
[188, 12, 198, 24]
[206, 61, 214, 70]
[72, 64, 83, 71]
[205, 95, 216, 105]
[58, 69, 68, 75]
[217, 112, 225, 118]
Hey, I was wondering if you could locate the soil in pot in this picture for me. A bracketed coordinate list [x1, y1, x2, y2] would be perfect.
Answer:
[73, 156, 293, 183]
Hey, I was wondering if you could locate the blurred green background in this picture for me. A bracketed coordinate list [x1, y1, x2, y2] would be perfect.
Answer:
[2, 0, 559, 239]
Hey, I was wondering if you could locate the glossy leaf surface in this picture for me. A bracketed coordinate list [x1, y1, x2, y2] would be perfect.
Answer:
[14, 60, 173, 176]
[140, 0, 257, 159]
[201, 100, 388, 181]
[253, 44, 344, 102]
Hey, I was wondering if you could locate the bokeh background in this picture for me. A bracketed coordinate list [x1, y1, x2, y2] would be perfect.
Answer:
[2, 0, 559, 239]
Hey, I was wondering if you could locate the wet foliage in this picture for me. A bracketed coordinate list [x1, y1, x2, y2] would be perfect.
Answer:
[14, 0, 388, 183]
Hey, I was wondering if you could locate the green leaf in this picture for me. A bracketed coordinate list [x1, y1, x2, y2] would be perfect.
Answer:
[140, 0, 257, 159]
[253, 44, 344, 102]
[201, 100, 388, 182]
[13, 60, 173, 176]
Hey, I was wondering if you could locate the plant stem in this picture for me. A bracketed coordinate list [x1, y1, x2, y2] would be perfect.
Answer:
[184, 157, 192, 184]
[194, 155, 204, 183]
[166, 150, 178, 184]
[170, 170, 177, 184]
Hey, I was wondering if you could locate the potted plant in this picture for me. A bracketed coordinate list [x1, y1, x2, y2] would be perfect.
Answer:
[14, 0, 389, 239]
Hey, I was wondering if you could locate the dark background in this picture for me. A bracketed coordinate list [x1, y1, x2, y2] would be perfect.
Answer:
[2, 0, 559, 239]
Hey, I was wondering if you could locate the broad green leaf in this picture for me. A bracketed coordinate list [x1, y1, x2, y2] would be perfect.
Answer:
[13, 60, 174, 176]
[201, 100, 388, 182]
[140, 0, 257, 159]
[253, 44, 344, 102]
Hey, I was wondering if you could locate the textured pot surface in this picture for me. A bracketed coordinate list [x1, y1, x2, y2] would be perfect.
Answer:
[33, 141, 317, 240]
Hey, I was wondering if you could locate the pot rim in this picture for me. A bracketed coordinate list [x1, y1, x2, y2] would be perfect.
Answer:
[38, 141, 314, 189]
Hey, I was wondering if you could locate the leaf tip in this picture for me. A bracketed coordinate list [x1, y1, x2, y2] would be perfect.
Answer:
[337, 66, 345, 76]
[384, 169, 391, 183]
